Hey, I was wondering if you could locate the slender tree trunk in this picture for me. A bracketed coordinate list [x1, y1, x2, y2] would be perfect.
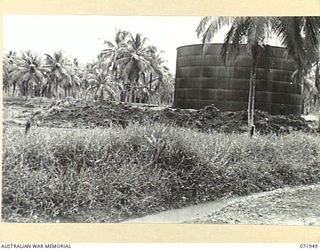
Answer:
[125, 89, 128, 102]
[248, 45, 258, 137]
[25, 81, 29, 100]
[315, 61, 320, 130]
[248, 72, 253, 128]
[12, 81, 16, 96]
[149, 73, 152, 91]
[55, 79, 57, 97]
[115, 68, 118, 82]
[142, 73, 146, 87]
[318, 103, 320, 131]
[129, 82, 133, 103]
[248, 67, 256, 137]
[125, 84, 130, 103]
[301, 77, 305, 114]
[25, 82, 28, 101]
[315, 60, 320, 91]
[133, 89, 137, 103]
[30, 81, 35, 98]
[133, 78, 139, 103]
[250, 69, 256, 125]
[248, 68, 256, 124]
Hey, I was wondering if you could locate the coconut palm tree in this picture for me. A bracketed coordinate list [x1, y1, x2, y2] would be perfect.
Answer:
[100, 30, 171, 104]
[42, 51, 74, 98]
[313, 60, 320, 99]
[300, 60, 320, 115]
[100, 29, 130, 81]
[113, 32, 153, 103]
[84, 59, 121, 101]
[316, 60, 320, 91]
[9, 50, 44, 99]
[3, 58, 10, 94]
[3, 51, 19, 95]
[145, 46, 165, 89]
[197, 16, 320, 136]
[148, 70, 175, 105]
[302, 77, 319, 114]
[132, 45, 162, 102]
[274, 17, 320, 114]
[67, 58, 82, 99]
[292, 61, 320, 114]
[143, 46, 174, 104]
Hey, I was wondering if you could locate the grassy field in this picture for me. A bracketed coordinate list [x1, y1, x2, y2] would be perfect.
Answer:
[3, 123, 320, 222]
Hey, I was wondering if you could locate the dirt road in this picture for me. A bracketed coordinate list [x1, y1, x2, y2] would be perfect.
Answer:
[188, 184, 320, 225]
[122, 184, 320, 225]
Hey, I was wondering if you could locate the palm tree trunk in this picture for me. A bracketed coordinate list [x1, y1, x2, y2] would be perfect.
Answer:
[248, 74, 253, 127]
[130, 83, 133, 103]
[12, 81, 16, 96]
[149, 73, 152, 91]
[315, 61, 320, 130]
[55, 79, 58, 99]
[301, 77, 305, 114]
[25, 81, 29, 100]
[133, 90, 137, 103]
[115, 68, 118, 81]
[142, 73, 146, 87]
[318, 104, 320, 131]
[315, 60, 320, 91]
[248, 55, 257, 137]
[250, 70, 256, 125]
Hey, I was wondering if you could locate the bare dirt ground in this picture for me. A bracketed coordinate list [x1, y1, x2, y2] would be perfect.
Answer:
[187, 184, 320, 226]
[3, 97, 313, 134]
[119, 184, 320, 225]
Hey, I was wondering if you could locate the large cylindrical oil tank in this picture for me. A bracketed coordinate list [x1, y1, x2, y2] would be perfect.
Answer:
[173, 43, 302, 115]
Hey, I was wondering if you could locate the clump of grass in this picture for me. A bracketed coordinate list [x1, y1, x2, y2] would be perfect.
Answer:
[3, 124, 320, 222]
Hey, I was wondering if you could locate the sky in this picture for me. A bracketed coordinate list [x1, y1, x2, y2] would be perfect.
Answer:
[3, 15, 281, 74]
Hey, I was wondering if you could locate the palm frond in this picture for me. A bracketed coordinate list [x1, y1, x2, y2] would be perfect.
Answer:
[103, 85, 117, 99]
[103, 40, 116, 49]
[220, 17, 250, 66]
[115, 29, 130, 45]
[199, 16, 233, 53]
[246, 17, 267, 45]
[196, 16, 213, 38]
[275, 17, 306, 71]
[304, 17, 320, 49]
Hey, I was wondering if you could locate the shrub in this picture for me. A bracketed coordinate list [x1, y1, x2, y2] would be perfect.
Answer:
[3, 124, 320, 222]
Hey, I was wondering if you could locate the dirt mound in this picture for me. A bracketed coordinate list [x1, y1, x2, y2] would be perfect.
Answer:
[33, 100, 311, 134]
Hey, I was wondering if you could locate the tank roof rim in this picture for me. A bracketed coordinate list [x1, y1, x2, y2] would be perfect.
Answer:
[176, 43, 287, 50]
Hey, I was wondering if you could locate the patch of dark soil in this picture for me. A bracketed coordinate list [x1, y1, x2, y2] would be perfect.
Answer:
[4, 97, 309, 134]
[29, 100, 311, 134]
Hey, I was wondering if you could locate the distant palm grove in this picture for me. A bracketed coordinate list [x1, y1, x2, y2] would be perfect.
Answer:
[3, 30, 174, 105]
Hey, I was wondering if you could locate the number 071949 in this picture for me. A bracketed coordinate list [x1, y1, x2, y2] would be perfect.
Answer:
[300, 244, 319, 248]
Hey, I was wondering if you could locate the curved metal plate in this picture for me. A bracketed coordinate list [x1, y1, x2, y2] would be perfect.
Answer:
[174, 44, 301, 115]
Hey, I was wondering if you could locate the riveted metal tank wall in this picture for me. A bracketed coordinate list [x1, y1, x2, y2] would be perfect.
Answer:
[173, 44, 301, 115]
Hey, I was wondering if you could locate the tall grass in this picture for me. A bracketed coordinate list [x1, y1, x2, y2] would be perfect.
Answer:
[3, 124, 320, 222]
